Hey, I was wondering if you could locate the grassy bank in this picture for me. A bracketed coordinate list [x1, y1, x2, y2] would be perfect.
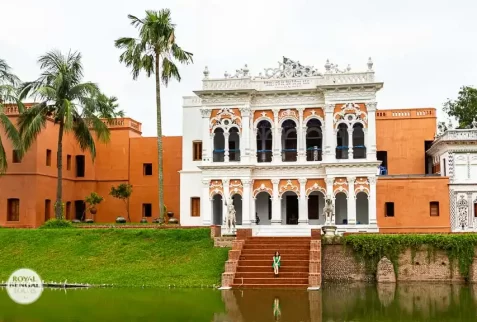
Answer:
[0, 228, 229, 287]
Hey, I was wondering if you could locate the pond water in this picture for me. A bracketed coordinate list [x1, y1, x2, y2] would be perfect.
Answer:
[1, 283, 476, 321]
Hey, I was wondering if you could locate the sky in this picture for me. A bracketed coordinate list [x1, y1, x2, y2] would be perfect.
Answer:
[1, 0, 476, 136]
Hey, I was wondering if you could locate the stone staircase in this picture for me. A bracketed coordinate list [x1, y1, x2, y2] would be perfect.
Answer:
[220, 230, 322, 289]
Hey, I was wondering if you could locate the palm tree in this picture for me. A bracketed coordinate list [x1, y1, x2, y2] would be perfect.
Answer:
[18, 50, 113, 219]
[0, 58, 22, 174]
[115, 9, 193, 222]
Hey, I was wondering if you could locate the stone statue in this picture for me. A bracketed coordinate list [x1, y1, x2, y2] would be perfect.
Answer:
[224, 198, 236, 234]
[323, 196, 335, 226]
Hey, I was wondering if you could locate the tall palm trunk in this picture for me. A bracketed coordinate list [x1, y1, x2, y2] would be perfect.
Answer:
[155, 53, 165, 221]
[55, 121, 64, 219]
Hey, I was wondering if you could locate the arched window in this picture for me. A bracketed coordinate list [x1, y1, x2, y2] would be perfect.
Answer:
[336, 124, 349, 159]
[213, 128, 225, 162]
[256, 120, 272, 162]
[306, 119, 322, 161]
[228, 128, 240, 161]
[281, 120, 297, 162]
[353, 123, 366, 159]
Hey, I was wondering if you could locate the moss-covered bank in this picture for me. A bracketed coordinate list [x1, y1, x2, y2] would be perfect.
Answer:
[0, 228, 229, 287]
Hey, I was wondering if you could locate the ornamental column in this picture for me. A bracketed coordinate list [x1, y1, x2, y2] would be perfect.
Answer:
[366, 102, 377, 161]
[272, 110, 281, 163]
[222, 179, 230, 225]
[271, 179, 281, 224]
[252, 128, 258, 163]
[347, 176, 356, 225]
[297, 108, 306, 162]
[201, 108, 212, 163]
[240, 107, 251, 163]
[242, 179, 251, 225]
[210, 132, 215, 162]
[250, 181, 257, 225]
[368, 176, 377, 226]
[324, 104, 335, 162]
[363, 128, 368, 158]
[202, 179, 211, 225]
[224, 132, 230, 162]
[347, 128, 354, 159]
[298, 178, 308, 224]
[325, 177, 335, 224]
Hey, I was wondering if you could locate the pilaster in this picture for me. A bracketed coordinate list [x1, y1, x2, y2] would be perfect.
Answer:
[271, 178, 281, 224]
[242, 179, 251, 225]
[222, 179, 230, 225]
[202, 179, 211, 225]
[368, 176, 377, 225]
[366, 102, 377, 160]
[324, 104, 335, 162]
[347, 128, 354, 159]
[201, 108, 212, 163]
[347, 176, 356, 225]
[298, 178, 308, 224]
[272, 110, 281, 163]
[239, 107, 251, 163]
[224, 132, 230, 162]
[297, 108, 306, 162]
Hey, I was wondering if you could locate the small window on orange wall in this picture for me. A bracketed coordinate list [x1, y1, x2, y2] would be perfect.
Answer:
[430, 201, 439, 216]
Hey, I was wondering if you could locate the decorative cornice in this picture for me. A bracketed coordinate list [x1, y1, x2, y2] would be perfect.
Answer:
[251, 93, 323, 106]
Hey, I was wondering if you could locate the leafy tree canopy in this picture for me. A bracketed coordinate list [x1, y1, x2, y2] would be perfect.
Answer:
[443, 86, 477, 129]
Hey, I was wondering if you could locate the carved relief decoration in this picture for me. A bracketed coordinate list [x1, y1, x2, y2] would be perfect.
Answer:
[229, 180, 243, 197]
[209, 180, 224, 198]
[252, 180, 273, 198]
[354, 177, 370, 195]
[257, 57, 322, 79]
[305, 179, 327, 197]
[278, 109, 299, 124]
[253, 110, 274, 124]
[210, 107, 242, 133]
[303, 109, 325, 125]
[334, 103, 368, 128]
[457, 195, 469, 229]
[333, 178, 349, 196]
[278, 179, 300, 197]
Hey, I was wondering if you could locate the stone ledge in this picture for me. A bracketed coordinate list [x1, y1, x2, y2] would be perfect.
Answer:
[214, 237, 235, 247]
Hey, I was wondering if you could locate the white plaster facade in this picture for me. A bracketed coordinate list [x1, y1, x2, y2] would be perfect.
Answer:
[427, 124, 477, 232]
[179, 57, 383, 236]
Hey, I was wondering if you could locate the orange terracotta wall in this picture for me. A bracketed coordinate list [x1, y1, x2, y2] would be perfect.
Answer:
[0, 113, 182, 227]
[377, 176, 450, 233]
[376, 108, 436, 175]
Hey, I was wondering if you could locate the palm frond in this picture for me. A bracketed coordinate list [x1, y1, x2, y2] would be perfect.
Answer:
[72, 116, 97, 159]
[0, 58, 21, 86]
[171, 43, 193, 64]
[0, 113, 22, 153]
[0, 134, 8, 174]
[161, 57, 181, 86]
[17, 103, 48, 151]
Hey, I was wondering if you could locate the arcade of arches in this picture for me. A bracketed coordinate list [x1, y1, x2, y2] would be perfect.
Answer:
[204, 177, 377, 226]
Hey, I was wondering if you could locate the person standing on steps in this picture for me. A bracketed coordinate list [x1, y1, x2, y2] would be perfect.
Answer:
[273, 251, 281, 276]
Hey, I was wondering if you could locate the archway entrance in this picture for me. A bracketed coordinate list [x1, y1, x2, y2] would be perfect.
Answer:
[281, 191, 298, 225]
[212, 194, 223, 225]
[335, 193, 348, 225]
[356, 192, 369, 224]
[255, 192, 271, 225]
[231, 194, 242, 225]
[308, 191, 325, 225]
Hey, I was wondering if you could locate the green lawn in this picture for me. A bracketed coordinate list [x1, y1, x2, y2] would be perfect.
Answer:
[0, 228, 229, 287]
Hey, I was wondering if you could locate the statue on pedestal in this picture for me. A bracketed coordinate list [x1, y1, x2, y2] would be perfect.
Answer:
[224, 198, 236, 234]
[322, 195, 337, 236]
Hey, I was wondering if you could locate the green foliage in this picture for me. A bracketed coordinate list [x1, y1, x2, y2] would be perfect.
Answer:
[443, 86, 477, 128]
[109, 184, 132, 200]
[54, 201, 65, 219]
[85, 192, 104, 207]
[40, 219, 74, 229]
[0, 228, 228, 287]
[344, 234, 477, 280]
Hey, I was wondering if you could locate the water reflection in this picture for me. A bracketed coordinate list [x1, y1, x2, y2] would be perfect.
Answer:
[0, 283, 476, 321]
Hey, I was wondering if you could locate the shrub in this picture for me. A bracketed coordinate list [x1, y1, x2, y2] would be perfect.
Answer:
[40, 219, 74, 229]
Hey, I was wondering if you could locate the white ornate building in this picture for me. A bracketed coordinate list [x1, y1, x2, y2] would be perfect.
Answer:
[427, 123, 477, 232]
[179, 57, 383, 235]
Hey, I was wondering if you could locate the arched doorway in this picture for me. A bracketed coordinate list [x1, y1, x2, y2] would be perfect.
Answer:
[352, 123, 366, 159]
[212, 194, 223, 225]
[308, 191, 326, 225]
[281, 191, 299, 225]
[335, 193, 348, 225]
[213, 128, 225, 162]
[336, 123, 349, 159]
[306, 119, 323, 161]
[256, 120, 273, 162]
[231, 194, 242, 225]
[356, 192, 369, 224]
[255, 192, 271, 225]
[228, 128, 240, 161]
[281, 120, 297, 162]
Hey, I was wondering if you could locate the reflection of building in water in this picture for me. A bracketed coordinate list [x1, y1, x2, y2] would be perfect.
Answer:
[377, 283, 396, 307]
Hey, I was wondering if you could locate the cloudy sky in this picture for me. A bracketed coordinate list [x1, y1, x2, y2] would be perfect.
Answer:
[1, 0, 476, 136]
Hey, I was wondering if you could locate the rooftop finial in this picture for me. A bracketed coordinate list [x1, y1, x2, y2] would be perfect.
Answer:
[367, 57, 373, 71]
[325, 59, 331, 72]
[203, 66, 209, 79]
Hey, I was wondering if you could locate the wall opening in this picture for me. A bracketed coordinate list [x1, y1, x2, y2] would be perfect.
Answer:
[74, 200, 85, 220]
[424, 140, 434, 174]
[336, 124, 349, 159]
[306, 119, 322, 161]
[46, 149, 52, 166]
[143, 203, 152, 217]
[228, 128, 240, 161]
[430, 201, 439, 216]
[191, 197, 200, 217]
[143, 163, 153, 176]
[75, 155, 85, 177]
[12, 150, 21, 163]
[335, 193, 348, 224]
[281, 120, 297, 162]
[7, 198, 20, 221]
[192, 141, 202, 161]
[67, 155, 71, 170]
[212, 194, 223, 225]
[231, 194, 242, 225]
[213, 128, 225, 162]
[385, 202, 395, 217]
[377, 151, 388, 175]
[356, 192, 369, 224]
[256, 120, 273, 163]
[255, 192, 271, 225]
[45, 199, 51, 221]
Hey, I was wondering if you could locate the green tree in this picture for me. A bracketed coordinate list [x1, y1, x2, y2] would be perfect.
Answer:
[443, 86, 477, 128]
[115, 9, 193, 222]
[18, 50, 114, 219]
[110, 183, 133, 222]
[0, 58, 22, 174]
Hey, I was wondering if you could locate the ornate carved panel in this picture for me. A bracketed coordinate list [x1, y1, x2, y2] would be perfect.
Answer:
[229, 180, 243, 197]
[457, 194, 469, 229]
[305, 179, 326, 196]
[333, 177, 349, 196]
[333, 103, 368, 128]
[252, 179, 273, 198]
[210, 107, 242, 133]
[354, 177, 370, 196]
[253, 109, 274, 124]
[278, 179, 300, 197]
[303, 108, 325, 124]
[209, 180, 224, 198]
[278, 109, 299, 124]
